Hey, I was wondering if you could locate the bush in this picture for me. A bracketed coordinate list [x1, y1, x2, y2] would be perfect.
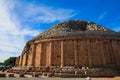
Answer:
[3, 57, 16, 67]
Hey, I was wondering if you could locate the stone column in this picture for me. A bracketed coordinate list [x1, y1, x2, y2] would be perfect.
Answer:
[20, 55, 23, 66]
[22, 54, 26, 66]
[39, 43, 42, 66]
[48, 41, 52, 66]
[109, 43, 114, 65]
[112, 40, 119, 66]
[87, 39, 92, 67]
[15, 56, 20, 66]
[30, 44, 36, 66]
[74, 40, 78, 66]
[17, 56, 20, 66]
[61, 40, 64, 67]
[19, 56, 21, 66]
[25, 53, 28, 66]
[100, 39, 106, 66]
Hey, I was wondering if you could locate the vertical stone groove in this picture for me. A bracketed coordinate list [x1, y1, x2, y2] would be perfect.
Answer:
[61, 40, 64, 67]
[74, 39, 78, 66]
[48, 41, 52, 66]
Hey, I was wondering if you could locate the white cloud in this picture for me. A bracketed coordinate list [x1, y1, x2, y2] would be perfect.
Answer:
[0, 0, 40, 62]
[0, 0, 77, 62]
[24, 4, 77, 23]
[98, 12, 107, 20]
[0, 52, 17, 62]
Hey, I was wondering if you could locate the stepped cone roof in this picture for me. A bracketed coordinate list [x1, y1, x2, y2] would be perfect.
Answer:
[32, 20, 120, 40]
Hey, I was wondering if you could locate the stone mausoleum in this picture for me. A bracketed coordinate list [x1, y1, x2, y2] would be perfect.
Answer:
[13, 20, 120, 77]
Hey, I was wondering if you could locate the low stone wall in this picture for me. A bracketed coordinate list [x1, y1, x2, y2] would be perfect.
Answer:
[0, 73, 6, 77]
[6, 66, 120, 78]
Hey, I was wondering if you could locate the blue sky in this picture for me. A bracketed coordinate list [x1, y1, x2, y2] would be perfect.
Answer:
[0, 0, 120, 62]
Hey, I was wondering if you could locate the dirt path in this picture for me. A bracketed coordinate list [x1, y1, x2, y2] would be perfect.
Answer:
[0, 77, 120, 80]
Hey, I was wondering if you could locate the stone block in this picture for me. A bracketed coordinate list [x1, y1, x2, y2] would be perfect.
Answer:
[32, 72, 39, 77]
[6, 73, 14, 77]
[59, 73, 81, 78]
[47, 73, 53, 77]
[0, 73, 6, 77]
[24, 74, 32, 78]
[42, 73, 47, 76]
[14, 73, 24, 77]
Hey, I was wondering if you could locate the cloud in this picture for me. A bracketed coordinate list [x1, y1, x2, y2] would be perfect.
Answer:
[0, 0, 76, 62]
[23, 4, 77, 23]
[98, 12, 107, 20]
[0, 52, 17, 63]
[0, 0, 40, 62]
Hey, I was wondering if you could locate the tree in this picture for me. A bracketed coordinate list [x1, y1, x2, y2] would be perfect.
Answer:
[3, 57, 16, 67]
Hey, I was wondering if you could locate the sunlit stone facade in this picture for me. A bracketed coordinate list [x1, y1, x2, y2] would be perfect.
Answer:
[15, 20, 120, 77]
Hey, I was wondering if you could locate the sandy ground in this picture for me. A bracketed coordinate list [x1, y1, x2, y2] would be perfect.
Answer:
[0, 77, 120, 80]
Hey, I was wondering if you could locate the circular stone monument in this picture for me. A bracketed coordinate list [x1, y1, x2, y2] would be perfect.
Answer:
[15, 20, 120, 77]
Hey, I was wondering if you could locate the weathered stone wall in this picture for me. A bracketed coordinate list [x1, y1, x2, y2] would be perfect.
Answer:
[15, 56, 20, 66]
[40, 42, 51, 66]
[19, 55, 23, 66]
[86, 39, 103, 66]
[34, 43, 41, 67]
[27, 44, 35, 66]
[63, 40, 75, 66]
[16, 37, 120, 68]
[22, 54, 27, 66]
[51, 41, 61, 66]
[111, 40, 120, 66]
[77, 39, 89, 66]
[27, 53, 32, 66]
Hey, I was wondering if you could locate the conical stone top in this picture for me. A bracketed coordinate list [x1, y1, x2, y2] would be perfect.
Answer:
[32, 20, 119, 40]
